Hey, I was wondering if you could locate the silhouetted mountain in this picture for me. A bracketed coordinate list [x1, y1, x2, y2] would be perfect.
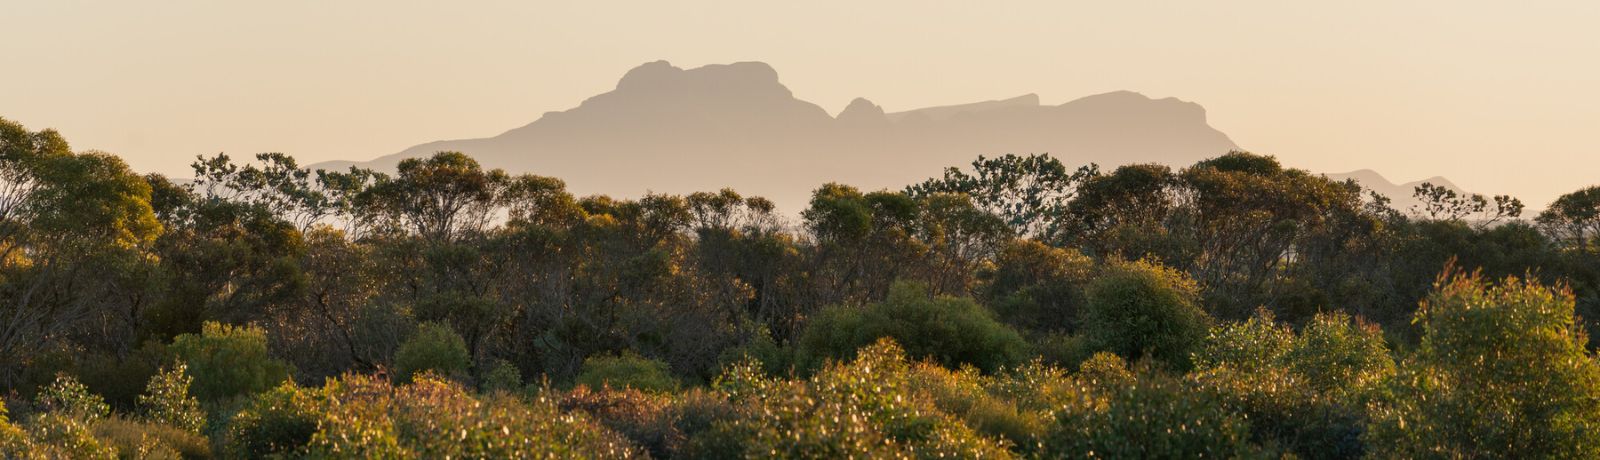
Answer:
[1326, 169, 1468, 213]
[315, 61, 1246, 212]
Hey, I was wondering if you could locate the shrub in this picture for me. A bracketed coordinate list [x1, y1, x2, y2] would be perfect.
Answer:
[33, 374, 110, 422]
[560, 386, 676, 458]
[1283, 311, 1394, 399]
[576, 352, 681, 393]
[320, 374, 638, 458]
[224, 374, 639, 458]
[797, 281, 1028, 373]
[688, 339, 1016, 459]
[1193, 310, 1390, 459]
[90, 416, 211, 460]
[168, 322, 293, 403]
[24, 413, 116, 459]
[1081, 258, 1211, 370]
[220, 383, 319, 457]
[1366, 272, 1600, 458]
[1044, 374, 1259, 459]
[137, 362, 205, 433]
[0, 404, 34, 458]
[981, 240, 1095, 333]
[480, 359, 523, 393]
[393, 322, 471, 384]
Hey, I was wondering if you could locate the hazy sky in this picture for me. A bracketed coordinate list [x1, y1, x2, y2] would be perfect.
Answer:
[3, 1, 1596, 206]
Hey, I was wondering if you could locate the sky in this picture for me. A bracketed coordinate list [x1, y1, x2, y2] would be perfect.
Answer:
[2, 1, 1597, 206]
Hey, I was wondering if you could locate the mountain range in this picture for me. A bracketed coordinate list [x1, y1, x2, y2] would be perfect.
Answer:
[314, 60, 1457, 214]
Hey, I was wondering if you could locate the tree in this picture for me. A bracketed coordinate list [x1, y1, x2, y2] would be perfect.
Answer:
[137, 362, 206, 433]
[909, 153, 1096, 238]
[394, 322, 471, 383]
[1538, 185, 1600, 253]
[359, 151, 510, 242]
[1081, 259, 1212, 370]
[1366, 270, 1600, 458]
[0, 118, 162, 388]
[168, 322, 293, 403]
[979, 240, 1095, 333]
[796, 281, 1028, 373]
[1412, 181, 1523, 226]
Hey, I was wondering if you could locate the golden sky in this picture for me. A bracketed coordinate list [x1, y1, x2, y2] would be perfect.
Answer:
[3, 1, 1596, 205]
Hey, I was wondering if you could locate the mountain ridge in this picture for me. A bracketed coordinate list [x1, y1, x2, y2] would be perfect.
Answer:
[313, 60, 1458, 213]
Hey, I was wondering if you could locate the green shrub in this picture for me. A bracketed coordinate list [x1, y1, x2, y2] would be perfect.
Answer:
[168, 322, 293, 403]
[561, 386, 676, 458]
[1193, 310, 1390, 459]
[220, 383, 319, 457]
[981, 240, 1095, 333]
[25, 413, 116, 459]
[224, 374, 639, 458]
[1366, 273, 1600, 458]
[690, 339, 1015, 459]
[1081, 258, 1212, 370]
[1194, 308, 1294, 373]
[90, 416, 211, 460]
[1044, 374, 1259, 459]
[797, 281, 1028, 373]
[1283, 311, 1394, 399]
[0, 404, 35, 458]
[137, 362, 205, 434]
[576, 352, 681, 393]
[479, 359, 523, 393]
[394, 322, 471, 384]
[1032, 332, 1095, 369]
[33, 374, 110, 422]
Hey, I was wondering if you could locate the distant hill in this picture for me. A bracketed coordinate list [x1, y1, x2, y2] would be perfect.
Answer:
[1325, 169, 1470, 214]
[314, 60, 1476, 215]
[315, 61, 1243, 212]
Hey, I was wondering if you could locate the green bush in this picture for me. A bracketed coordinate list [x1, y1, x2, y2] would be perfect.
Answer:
[1044, 374, 1260, 459]
[1193, 310, 1390, 459]
[33, 374, 110, 422]
[394, 322, 471, 384]
[90, 416, 211, 460]
[576, 352, 681, 393]
[797, 281, 1028, 373]
[137, 362, 205, 434]
[1081, 259, 1212, 370]
[23, 413, 116, 459]
[220, 383, 318, 458]
[224, 374, 638, 458]
[479, 359, 523, 393]
[0, 405, 34, 458]
[1366, 273, 1600, 458]
[168, 322, 293, 403]
[691, 339, 1015, 459]
[981, 240, 1095, 333]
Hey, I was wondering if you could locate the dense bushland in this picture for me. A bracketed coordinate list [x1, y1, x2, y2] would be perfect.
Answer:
[4, 116, 1600, 457]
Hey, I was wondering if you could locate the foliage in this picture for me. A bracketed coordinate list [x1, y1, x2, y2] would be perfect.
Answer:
[1081, 258, 1212, 370]
[691, 339, 1015, 459]
[394, 322, 471, 384]
[11, 130, 1600, 457]
[577, 352, 682, 393]
[1366, 271, 1600, 458]
[90, 416, 211, 460]
[797, 281, 1028, 373]
[168, 322, 293, 403]
[224, 373, 638, 458]
[34, 374, 111, 422]
[1043, 373, 1260, 459]
[137, 362, 206, 434]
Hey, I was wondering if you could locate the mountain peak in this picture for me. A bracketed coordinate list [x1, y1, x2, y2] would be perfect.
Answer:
[616, 60, 784, 95]
[837, 97, 888, 124]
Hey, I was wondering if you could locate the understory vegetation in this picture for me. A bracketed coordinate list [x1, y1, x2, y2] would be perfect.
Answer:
[4, 117, 1600, 458]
